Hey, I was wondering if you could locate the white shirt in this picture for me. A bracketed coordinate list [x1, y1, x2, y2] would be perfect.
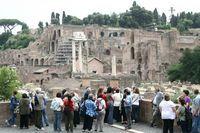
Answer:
[159, 100, 176, 120]
[112, 93, 122, 107]
[53, 97, 64, 111]
[132, 93, 140, 106]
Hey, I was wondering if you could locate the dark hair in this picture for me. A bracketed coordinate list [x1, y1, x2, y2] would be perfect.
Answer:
[56, 92, 62, 98]
[67, 94, 72, 100]
[107, 87, 113, 93]
[194, 89, 199, 95]
[62, 89, 67, 95]
[179, 98, 185, 106]
[13, 90, 18, 95]
[22, 93, 28, 98]
[126, 90, 131, 95]
[164, 94, 170, 101]
[116, 89, 120, 93]
[134, 88, 140, 94]
[183, 90, 189, 96]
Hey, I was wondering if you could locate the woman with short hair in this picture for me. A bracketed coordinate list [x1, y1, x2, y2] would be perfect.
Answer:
[159, 94, 176, 133]
[82, 94, 97, 132]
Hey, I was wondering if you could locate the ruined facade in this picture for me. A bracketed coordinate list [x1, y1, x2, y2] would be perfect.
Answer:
[0, 24, 200, 83]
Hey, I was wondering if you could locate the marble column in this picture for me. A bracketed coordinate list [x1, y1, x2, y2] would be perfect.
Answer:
[78, 41, 83, 73]
[72, 40, 76, 73]
[112, 55, 117, 76]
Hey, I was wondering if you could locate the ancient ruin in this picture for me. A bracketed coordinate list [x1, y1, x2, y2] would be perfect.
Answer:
[0, 24, 200, 92]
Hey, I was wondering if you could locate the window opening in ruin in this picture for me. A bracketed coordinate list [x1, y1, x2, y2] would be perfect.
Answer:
[118, 46, 121, 49]
[105, 49, 111, 55]
[25, 59, 29, 65]
[100, 32, 104, 37]
[180, 48, 184, 52]
[53, 30, 56, 40]
[18, 55, 20, 58]
[35, 59, 39, 66]
[131, 47, 135, 59]
[52, 42, 55, 53]
[117, 59, 122, 64]
[88, 32, 93, 39]
[113, 32, 118, 37]
[130, 71, 135, 74]
[40, 58, 44, 66]
[31, 59, 34, 66]
[120, 32, 125, 37]
[58, 29, 61, 37]
[109, 33, 112, 37]
[92, 71, 97, 74]
[127, 42, 130, 45]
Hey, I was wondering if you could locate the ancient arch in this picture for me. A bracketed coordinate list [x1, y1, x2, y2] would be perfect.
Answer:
[120, 32, 125, 37]
[88, 32, 93, 39]
[100, 31, 104, 37]
[51, 42, 55, 53]
[31, 59, 34, 66]
[40, 58, 44, 66]
[35, 59, 39, 66]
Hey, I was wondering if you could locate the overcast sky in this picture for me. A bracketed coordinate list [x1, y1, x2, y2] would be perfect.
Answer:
[0, 0, 199, 28]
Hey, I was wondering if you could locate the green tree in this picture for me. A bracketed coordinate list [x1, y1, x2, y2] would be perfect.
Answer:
[0, 32, 12, 47]
[0, 19, 23, 33]
[38, 21, 44, 30]
[167, 47, 200, 84]
[110, 13, 119, 27]
[161, 13, 167, 25]
[153, 8, 160, 25]
[3, 33, 35, 49]
[0, 67, 21, 100]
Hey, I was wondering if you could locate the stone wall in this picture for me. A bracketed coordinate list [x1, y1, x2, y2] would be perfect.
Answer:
[0, 100, 54, 126]
[0, 99, 153, 126]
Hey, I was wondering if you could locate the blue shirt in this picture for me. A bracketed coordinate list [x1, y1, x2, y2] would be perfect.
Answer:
[85, 99, 97, 117]
[124, 95, 132, 107]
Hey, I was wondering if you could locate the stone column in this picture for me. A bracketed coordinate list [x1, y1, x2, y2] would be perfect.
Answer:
[112, 55, 117, 76]
[72, 40, 76, 73]
[85, 41, 89, 74]
[78, 41, 83, 73]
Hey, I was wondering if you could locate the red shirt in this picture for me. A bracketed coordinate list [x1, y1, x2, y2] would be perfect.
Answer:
[63, 98, 74, 112]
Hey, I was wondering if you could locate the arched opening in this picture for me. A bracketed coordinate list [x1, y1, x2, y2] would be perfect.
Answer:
[35, 59, 39, 66]
[40, 58, 44, 66]
[120, 32, 125, 37]
[113, 32, 118, 37]
[100, 32, 104, 37]
[131, 47, 135, 59]
[58, 29, 61, 37]
[52, 42, 55, 53]
[105, 49, 111, 55]
[25, 58, 29, 65]
[53, 30, 56, 40]
[88, 32, 93, 39]
[31, 59, 34, 66]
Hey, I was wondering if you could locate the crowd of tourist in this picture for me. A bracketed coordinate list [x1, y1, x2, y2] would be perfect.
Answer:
[4, 86, 200, 133]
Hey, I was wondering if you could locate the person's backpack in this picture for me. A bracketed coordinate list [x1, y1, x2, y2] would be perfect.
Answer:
[96, 99, 103, 111]
[63, 101, 71, 114]
[80, 101, 86, 116]
[34, 95, 39, 106]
